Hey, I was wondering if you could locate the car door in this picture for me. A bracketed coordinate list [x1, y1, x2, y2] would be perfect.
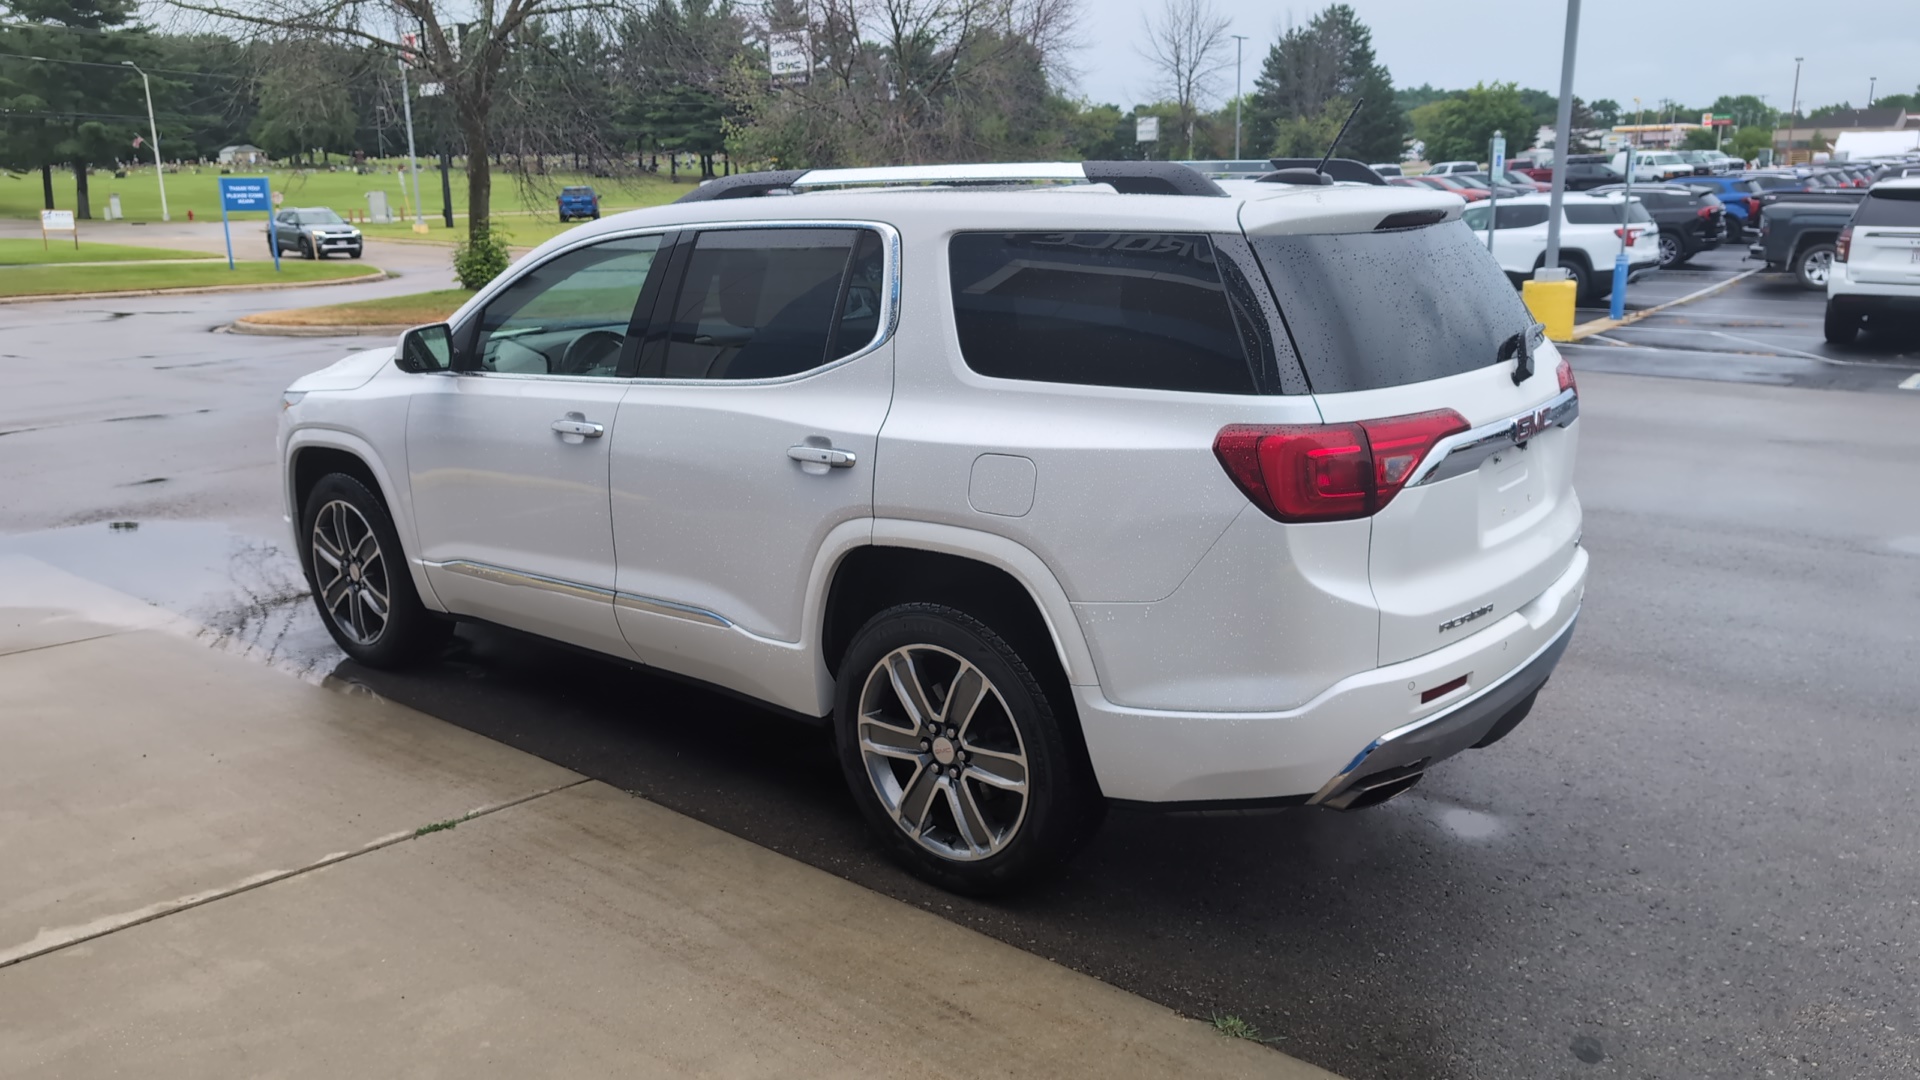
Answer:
[607, 224, 895, 708]
[406, 232, 670, 657]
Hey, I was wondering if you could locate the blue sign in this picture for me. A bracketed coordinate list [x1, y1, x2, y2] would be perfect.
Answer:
[219, 177, 272, 212]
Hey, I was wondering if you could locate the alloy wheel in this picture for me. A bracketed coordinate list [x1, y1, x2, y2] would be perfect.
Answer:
[856, 644, 1030, 862]
[1803, 250, 1832, 287]
[1659, 234, 1681, 267]
[310, 499, 391, 646]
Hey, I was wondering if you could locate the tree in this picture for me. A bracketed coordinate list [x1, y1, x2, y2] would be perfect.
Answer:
[1409, 82, 1533, 164]
[1246, 4, 1401, 163]
[0, 0, 150, 218]
[1587, 98, 1621, 128]
[1681, 127, 1719, 151]
[724, 0, 1084, 169]
[1135, 0, 1229, 159]
[248, 40, 358, 163]
[169, 0, 624, 245]
[1729, 125, 1771, 162]
[1708, 93, 1775, 132]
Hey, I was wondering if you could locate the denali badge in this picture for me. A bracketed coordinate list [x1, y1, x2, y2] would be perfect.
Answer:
[1439, 603, 1495, 634]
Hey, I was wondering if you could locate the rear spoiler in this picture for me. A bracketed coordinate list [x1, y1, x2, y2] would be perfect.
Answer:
[1262, 158, 1388, 186]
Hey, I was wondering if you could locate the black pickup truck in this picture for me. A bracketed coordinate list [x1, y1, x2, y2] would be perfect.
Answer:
[1749, 191, 1867, 289]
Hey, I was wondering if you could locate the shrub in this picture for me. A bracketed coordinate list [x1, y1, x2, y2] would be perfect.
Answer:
[453, 224, 511, 290]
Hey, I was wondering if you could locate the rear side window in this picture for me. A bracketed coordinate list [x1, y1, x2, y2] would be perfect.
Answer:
[651, 227, 880, 380]
[1249, 222, 1533, 394]
[1854, 189, 1920, 227]
[1565, 203, 1653, 224]
[948, 232, 1258, 394]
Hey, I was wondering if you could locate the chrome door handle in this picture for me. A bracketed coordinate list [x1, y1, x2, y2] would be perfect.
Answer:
[787, 444, 857, 468]
[552, 418, 604, 438]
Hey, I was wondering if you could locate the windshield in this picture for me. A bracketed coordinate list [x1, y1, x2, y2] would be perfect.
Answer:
[1249, 222, 1533, 394]
[304, 209, 346, 225]
[1452, 176, 1492, 190]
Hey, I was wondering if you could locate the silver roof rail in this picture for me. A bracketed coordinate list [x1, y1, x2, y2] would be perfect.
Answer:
[790, 163, 1087, 188]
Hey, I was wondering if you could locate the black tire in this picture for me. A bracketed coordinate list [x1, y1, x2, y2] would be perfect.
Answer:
[1823, 301, 1861, 345]
[299, 473, 451, 668]
[349, 248, 362, 259]
[1566, 259, 1595, 305]
[590, 211, 601, 220]
[1657, 230, 1685, 269]
[300, 237, 315, 260]
[1794, 243, 1836, 291]
[834, 603, 1104, 895]
[558, 213, 569, 223]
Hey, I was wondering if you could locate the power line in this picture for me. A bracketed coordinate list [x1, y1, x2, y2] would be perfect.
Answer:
[0, 47, 249, 81]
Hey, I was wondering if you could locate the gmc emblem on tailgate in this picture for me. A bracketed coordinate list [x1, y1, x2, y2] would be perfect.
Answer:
[1511, 407, 1555, 443]
[1439, 604, 1496, 634]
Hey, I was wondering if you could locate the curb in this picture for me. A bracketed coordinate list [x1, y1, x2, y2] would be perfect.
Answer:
[0, 268, 392, 305]
[224, 319, 411, 338]
[1569, 266, 1762, 341]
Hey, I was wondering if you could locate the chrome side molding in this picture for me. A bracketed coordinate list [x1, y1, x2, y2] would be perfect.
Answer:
[429, 560, 733, 628]
[1406, 387, 1579, 488]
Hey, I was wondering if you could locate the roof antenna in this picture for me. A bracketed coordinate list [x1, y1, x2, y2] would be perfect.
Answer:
[1317, 97, 1366, 176]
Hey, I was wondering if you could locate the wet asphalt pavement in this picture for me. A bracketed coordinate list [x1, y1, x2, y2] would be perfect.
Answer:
[4, 248, 1919, 1080]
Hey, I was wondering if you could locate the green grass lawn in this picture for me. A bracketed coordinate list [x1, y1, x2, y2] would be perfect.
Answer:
[2, 165, 694, 228]
[246, 287, 474, 327]
[0, 238, 219, 265]
[0, 259, 379, 298]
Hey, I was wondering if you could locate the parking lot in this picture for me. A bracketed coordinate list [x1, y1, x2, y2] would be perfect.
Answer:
[1570, 245, 1920, 394]
[4, 245, 1918, 1079]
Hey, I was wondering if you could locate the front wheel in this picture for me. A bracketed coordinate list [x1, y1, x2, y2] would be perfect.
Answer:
[300, 473, 451, 668]
[1795, 243, 1836, 290]
[834, 603, 1104, 895]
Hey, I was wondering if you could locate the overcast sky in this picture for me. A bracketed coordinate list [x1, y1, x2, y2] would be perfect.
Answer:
[1072, 0, 1918, 119]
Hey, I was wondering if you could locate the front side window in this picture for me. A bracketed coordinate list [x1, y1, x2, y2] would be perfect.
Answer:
[948, 232, 1258, 394]
[649, 227, 882, 381]
[471, 234, 663, 378]
[1565, 203, 1654, 225]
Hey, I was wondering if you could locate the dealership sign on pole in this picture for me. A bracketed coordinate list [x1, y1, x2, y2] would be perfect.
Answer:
[1136, 116, 1159, 143]
[218, 176, 279, 271]
[770, 33, 810, 86]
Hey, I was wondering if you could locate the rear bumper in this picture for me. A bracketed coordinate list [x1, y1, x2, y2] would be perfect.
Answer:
[1078, 545, 1587, 804]
[1828, 267, 1920, 306]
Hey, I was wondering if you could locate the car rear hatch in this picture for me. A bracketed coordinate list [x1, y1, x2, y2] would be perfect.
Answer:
[1242, 196, 1582, 666]
[1844, 187, 1920, 286]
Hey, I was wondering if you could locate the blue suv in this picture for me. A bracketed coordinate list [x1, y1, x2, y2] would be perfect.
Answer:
[1674, 176, 1764, 240]
[557, 185, 600, 222]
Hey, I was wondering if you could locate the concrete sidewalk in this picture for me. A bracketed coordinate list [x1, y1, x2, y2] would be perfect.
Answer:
[0, 557, 1338, 1078]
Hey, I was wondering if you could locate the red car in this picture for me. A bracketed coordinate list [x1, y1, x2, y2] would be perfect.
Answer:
[1390, 175, 1489, 201]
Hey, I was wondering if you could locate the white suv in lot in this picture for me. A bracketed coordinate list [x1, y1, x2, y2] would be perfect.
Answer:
[279, 161, 1587, 893]
[1462, 192, 1663, 303]
[1825, 178, 1920, 343]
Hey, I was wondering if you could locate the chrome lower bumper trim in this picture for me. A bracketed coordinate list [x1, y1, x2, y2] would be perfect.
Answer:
[427, 559, 732, 628]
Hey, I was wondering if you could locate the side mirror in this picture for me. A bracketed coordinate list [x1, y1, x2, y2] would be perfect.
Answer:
[397, 323, 455, 373]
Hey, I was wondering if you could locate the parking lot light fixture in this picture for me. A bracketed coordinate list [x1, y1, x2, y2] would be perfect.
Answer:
[121, 61, 169, 223]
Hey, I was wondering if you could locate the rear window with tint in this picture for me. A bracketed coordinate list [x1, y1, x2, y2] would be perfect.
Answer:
[1854, 189, 1920, 226]
[948, 232, 1258, 394]
[1565, 203, 1654, 224]
[1249, 222, 1533, 394]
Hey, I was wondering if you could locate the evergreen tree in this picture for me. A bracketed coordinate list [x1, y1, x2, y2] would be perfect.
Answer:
[0, 0, 150, 217]
[1246, 5, 1402, 163]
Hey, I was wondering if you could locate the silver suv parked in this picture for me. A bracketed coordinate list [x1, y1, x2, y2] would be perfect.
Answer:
[278, 161, 1587, 893]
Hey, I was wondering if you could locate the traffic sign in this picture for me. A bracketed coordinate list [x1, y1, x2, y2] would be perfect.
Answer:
[219, 177, 272, 212]
[1490, 131, 1507, 174]
[1136, 116, 1160, 143]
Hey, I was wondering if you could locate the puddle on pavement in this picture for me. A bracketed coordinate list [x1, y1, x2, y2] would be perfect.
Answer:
[0, 520, 341, 679]
[1430, 803, 1506, 841]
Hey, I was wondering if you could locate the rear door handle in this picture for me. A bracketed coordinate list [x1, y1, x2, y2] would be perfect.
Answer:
[787, 444, 856, 468]
[552, 418, 604, 438]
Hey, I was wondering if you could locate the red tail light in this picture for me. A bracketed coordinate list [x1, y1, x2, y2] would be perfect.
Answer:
[1836, 225, 1852, 263]
[1557, 357, 1577, 393]
[1746, 197, 1760, 217]
[1214, 410, 1469, 523]
[1696, 205, 1714, 218]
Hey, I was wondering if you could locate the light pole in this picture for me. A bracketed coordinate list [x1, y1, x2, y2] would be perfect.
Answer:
[1534, 0, 1581, 342]
[1788, 57, 1803, 159]
[1868, 76, 1876, 108]
[119, 62, 170, 222]
[1230, 34, 1248, 160]
[397, 43, 427, 232]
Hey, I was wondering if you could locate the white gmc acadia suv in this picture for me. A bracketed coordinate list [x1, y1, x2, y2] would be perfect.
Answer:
[278, 161, 1587, 894]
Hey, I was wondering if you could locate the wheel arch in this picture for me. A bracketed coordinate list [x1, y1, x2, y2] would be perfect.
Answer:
[285, 430, 442, 612]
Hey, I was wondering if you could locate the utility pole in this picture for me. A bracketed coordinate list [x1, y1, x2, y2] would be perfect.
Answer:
[1538, 0, 1580, 300]
[1231, 34, 1248, 160]
[1867, 76, 1876, 108]
[398, 37, 426, 233]
[1788, 57, 1804, 160]
[121, 62, 169, 222]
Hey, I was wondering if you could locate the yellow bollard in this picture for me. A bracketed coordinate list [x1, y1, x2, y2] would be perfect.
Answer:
[1523, 277, 1578, 342]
